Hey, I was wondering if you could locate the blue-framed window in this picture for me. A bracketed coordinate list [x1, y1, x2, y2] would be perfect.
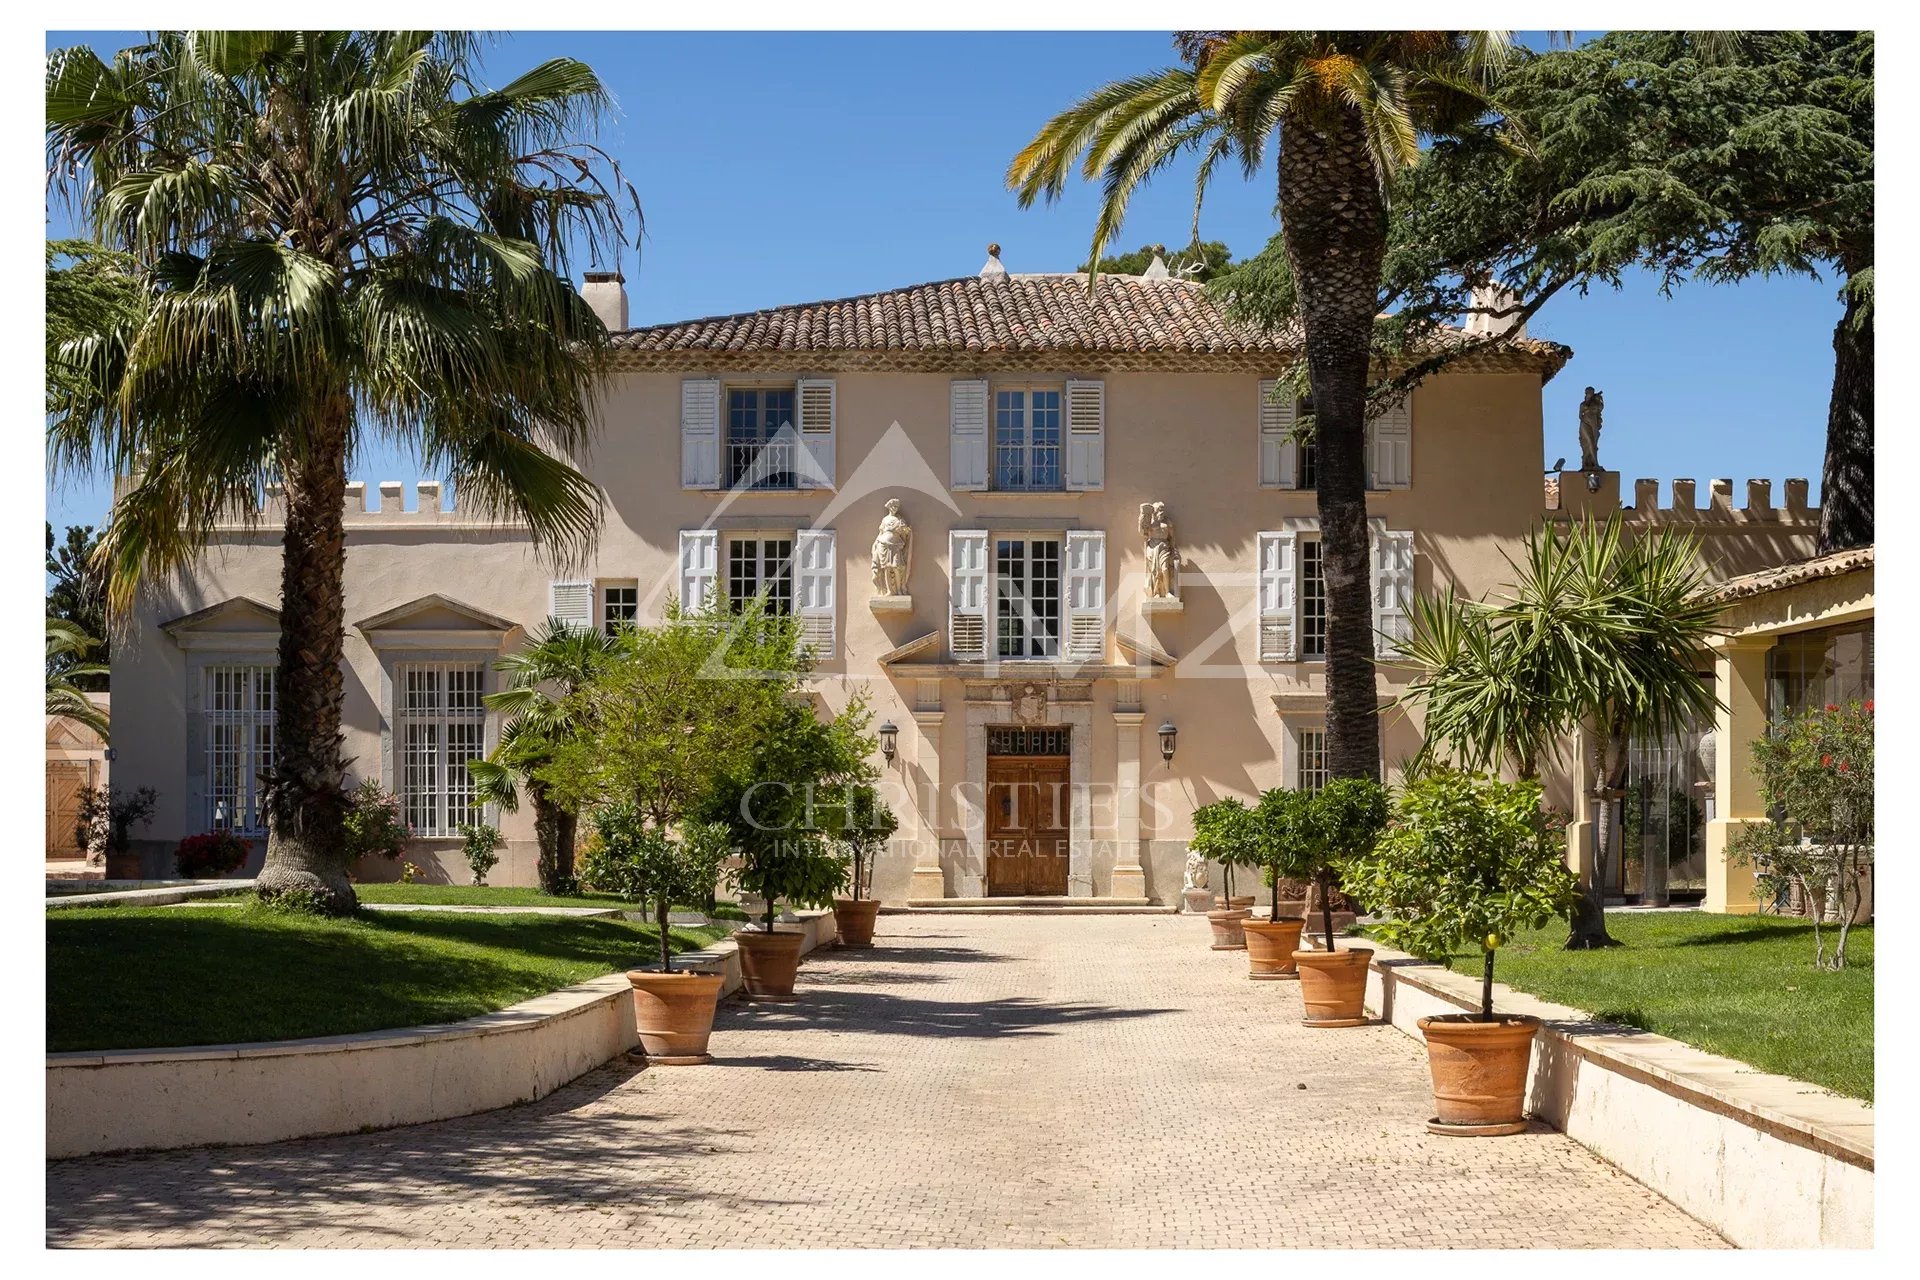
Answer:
[727, 387, 798, 489]
[993, 388, 1063, 491]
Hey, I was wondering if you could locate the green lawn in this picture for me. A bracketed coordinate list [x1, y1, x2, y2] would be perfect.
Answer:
[1414, 912, 1873, 1101]
[47, 904, 729, 1052]
[352, 883, 749, 919]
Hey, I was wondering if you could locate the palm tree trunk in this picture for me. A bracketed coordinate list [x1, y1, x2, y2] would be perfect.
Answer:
[255, 396, 356, 914]
[1817, 279, 1872, 553]
[1279, 110, 1385, 782]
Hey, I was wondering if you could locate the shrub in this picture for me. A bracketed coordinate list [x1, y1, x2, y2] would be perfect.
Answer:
[1349, 772, 1576, 1018]
[583, 802, 731, 970]
[174, 830, 250, 877]
[819, 783, 899, 901]
[1302, 777, 1389, 950]
[1189, 797, 1260, 904]
[1250, 789, 1318, 921]
[342, 779, 409, 864]
[1728, 700, 1874, 969]
[460, 823, 503, 886]
[75, 785, 157, 863]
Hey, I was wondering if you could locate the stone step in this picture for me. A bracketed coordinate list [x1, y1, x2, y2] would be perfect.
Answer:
[894, 896, 1171, 915]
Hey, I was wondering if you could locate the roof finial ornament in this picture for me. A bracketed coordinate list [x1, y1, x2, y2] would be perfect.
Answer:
[980, 242, 1007, 281]
[1142, 244, 1171, 280]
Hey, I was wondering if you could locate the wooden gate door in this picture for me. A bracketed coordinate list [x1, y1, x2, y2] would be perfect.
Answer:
[985, 756, 1071, 896]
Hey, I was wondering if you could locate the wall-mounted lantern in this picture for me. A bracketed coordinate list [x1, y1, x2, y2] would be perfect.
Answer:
[878, 720, 899, 763]
[1158, 721, 1178, 765]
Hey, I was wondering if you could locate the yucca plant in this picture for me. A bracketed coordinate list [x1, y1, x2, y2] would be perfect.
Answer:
[1395, 515, 1722, 947]
[47, 32, 636, 912]
[1010, 31, 1512, 783]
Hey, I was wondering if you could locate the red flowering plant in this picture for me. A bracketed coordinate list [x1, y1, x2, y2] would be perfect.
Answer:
[342, 779, 410, 867]
[174, 830, 250, 877]
[1728, 699, 1874, 969]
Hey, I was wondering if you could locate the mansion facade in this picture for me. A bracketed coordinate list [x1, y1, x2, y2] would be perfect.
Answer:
[111, 250, 1823, 904]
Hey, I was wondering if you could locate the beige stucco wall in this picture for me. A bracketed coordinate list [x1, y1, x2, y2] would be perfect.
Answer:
[110, 358, 1815, 899]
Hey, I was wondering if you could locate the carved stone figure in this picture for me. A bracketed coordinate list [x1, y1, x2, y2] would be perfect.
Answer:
[1578, 387, 1605, 472]
[1013, 682, 1047, 725]
[870, 498, 912, 596]
[1140, 501, 1180, 598]
[1183, 849, 1209, 891]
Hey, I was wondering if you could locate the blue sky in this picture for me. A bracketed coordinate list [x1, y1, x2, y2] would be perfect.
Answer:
[45, 30, 1839, 529]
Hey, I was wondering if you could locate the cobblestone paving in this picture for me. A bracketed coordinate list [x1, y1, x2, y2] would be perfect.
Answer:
[47, 915, 1726, 1248]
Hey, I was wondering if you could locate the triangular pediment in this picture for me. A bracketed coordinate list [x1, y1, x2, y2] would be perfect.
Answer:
[355, 594, 516, 634]
[160, 596, 281, 635]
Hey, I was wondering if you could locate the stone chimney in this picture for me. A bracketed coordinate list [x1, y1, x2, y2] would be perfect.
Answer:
[582, 269, 629, 332]
[979, 243, 1008, 281]
[1464, 282, 1526, 340]
[1141, 245, 1170, 280]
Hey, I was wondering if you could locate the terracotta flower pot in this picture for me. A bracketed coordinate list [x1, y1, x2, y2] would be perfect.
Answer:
[1240, 917, 1305, 979]
[1207, 907, 1252, 950]
[1292, 947, 1373, 1027]
[1419, 1014, 1541, 1136]
[1297, 912, 1360, 949]
[627, 970, 725, 1065]
[105, 852, 141, 881]
[1221, 894, 1256, 910]
[834, 897, 881, 947]
[735, 928, 806, 1001]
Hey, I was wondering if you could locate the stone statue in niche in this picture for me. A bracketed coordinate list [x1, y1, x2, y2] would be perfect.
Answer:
[870, 497, 912, 596]
[1578, 386, 1605, 472]
[1140, 501, 1180, 598]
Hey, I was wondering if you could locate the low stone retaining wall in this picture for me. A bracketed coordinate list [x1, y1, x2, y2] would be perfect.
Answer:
[46, 909, 839, 1159]
[1358, 941, 1873, 1249]
[45, 880, 253, 910]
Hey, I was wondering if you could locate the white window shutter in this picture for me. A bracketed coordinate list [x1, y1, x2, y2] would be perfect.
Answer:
[1064, 530, 1106, 662]
[548, 581, 592, 630]
[678, 530, 718, 613]
[796, 378, 837, 490]
[1369, 396, 1412, 490]
[1064, 379, 1106, 491]
[1258, 378, 1298, 489]
[950, 379, 989, 491]
[794, 528, 837, 657]
[949, 529, 989, 660]
[1372, 528, 1415, 657]
[681, 378, 721, 489]
[1257, 531, 1298, 662]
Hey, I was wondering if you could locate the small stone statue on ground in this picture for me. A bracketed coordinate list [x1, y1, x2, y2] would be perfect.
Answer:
[1183, 848, 1209, 892]
[871, 498, 912, 596]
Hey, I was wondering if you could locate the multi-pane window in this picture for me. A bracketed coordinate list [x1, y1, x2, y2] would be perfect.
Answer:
[1766, 623, 1874, 719]
[993, 388, 1063, 491]
[1297, 728, 1330, 795]
[396, 663, 487, 837]
[1300, 537, 1328, 659]
[602, 585, 638, 636]
[995, 537, 1062, 658]
[205, 664, 275, 834]
[727, 386, 798, 489]
[728, 537, 794, 615]
[1296, 395, 1318, 489]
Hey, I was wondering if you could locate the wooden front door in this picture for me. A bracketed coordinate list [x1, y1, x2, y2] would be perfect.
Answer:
[986, 756, 1071, 896]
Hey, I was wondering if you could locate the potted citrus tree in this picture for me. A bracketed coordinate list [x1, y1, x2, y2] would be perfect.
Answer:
[826, 783, 897, 947]
[1292, 777, 1387, 1026]
[1351, 771, 1576, 1134]
[1189, 798, 1258, 949]
[583, 802, 733, 1065]
[1242, 788, 1312, 979]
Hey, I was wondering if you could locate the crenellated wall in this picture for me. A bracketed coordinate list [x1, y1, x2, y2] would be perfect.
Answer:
[1547, 471, 1819, 582]
[222, 480, 531, 531]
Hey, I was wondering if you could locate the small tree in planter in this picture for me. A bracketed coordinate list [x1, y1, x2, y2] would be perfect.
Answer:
[460, 823, 503, 887]
[77, 785, 157, 878]
[1240, 788, 1316, 978]
[1189, 798, 1260, 949]
[822, 783, 898, 946]
[1350, 771, 1576, 1135]
[582, 801, 733, 1064]
[1729, 700, 1874, 969]
[1291, 777, 1387, 1027]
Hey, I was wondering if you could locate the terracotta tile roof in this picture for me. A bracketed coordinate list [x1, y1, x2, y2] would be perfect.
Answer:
[1705, 545, 1874, 605]
[609, 273, 1572, 378]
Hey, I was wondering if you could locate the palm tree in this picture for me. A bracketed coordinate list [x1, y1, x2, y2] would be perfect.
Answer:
[469, 619, 620, 895]
[46, 618, 111, 738]
[47, 32, 634, 913]
[1010, 31, 1511, 782]
[1395, 516, 1722, 948]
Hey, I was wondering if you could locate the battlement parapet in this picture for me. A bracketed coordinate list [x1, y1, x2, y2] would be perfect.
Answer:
[1548, 471, 1817, 525]
[231, 480, 528, 531]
